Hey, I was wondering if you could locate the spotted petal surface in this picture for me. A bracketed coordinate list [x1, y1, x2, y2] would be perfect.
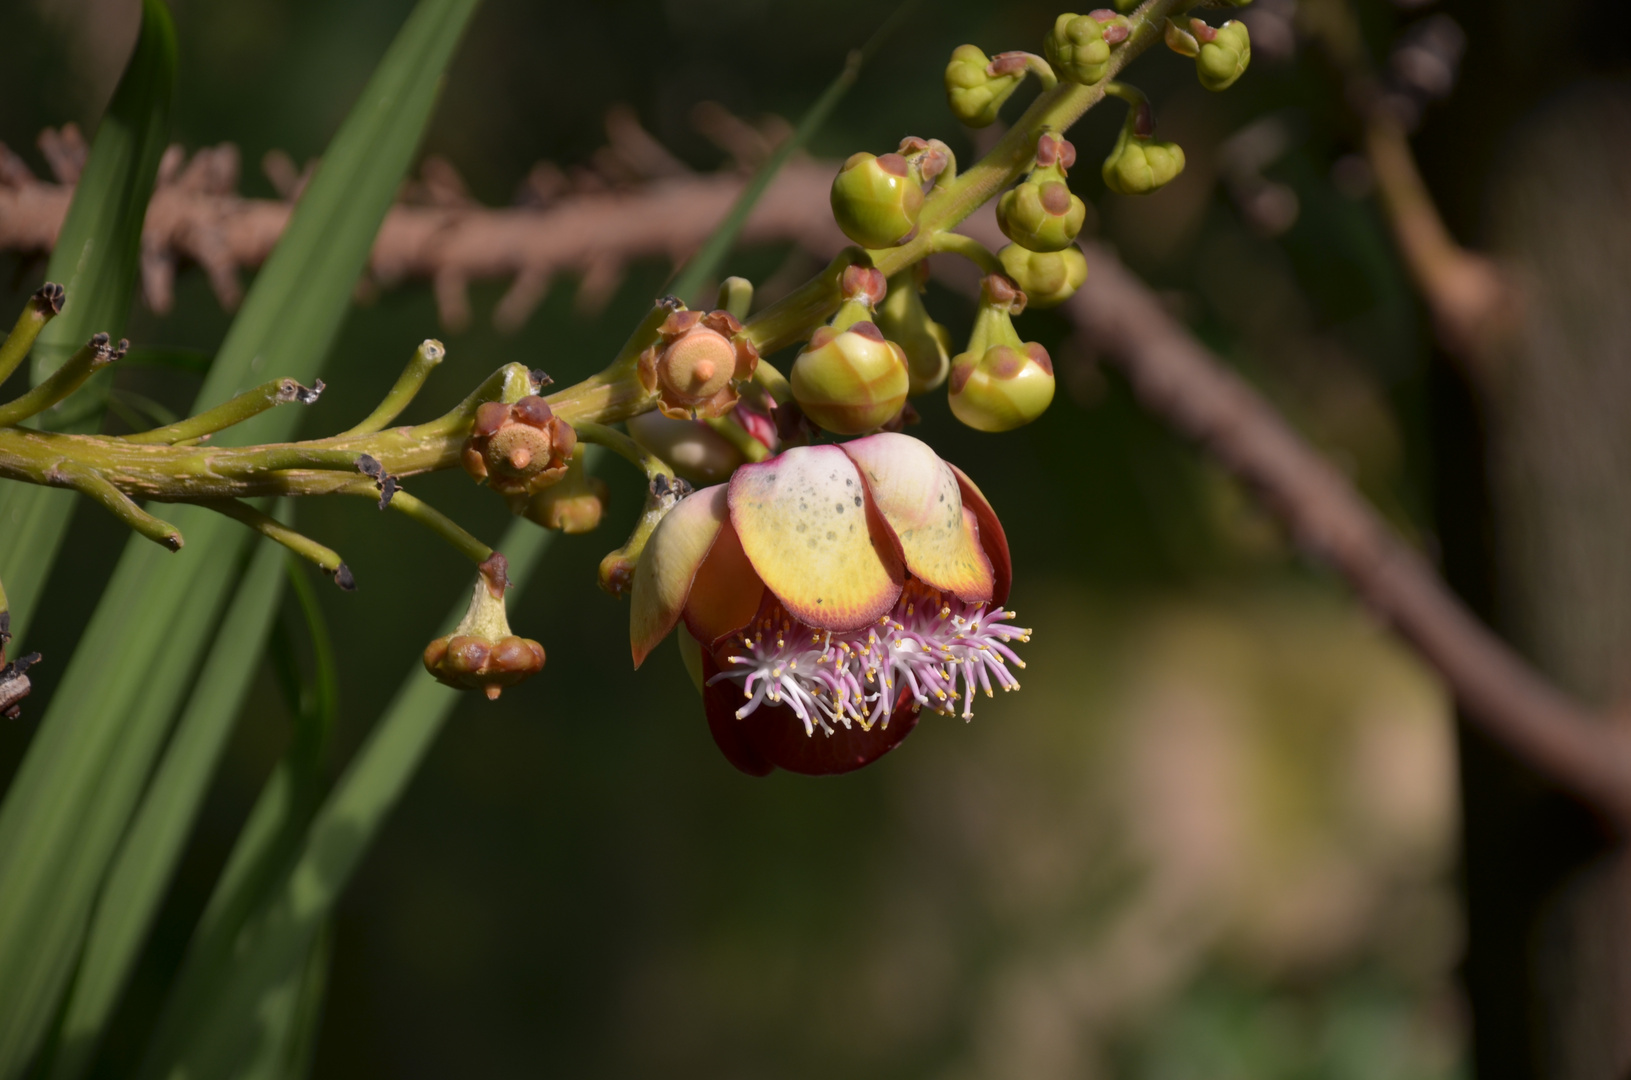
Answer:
[728, 445, 904, 631]
[841, 433, 994, 603]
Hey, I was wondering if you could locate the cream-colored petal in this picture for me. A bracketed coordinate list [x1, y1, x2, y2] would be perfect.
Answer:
[728, 445, 904, 630]
[841, 432, 994, 603]
[629, 484, 727, 668]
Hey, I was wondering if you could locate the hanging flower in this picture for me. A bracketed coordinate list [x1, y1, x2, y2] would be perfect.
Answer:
[628, 432, 1028, 776]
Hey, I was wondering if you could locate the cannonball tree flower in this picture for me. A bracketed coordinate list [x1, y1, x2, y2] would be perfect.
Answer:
[628, 432, 1028, 776]
[636, 307, 760, 420]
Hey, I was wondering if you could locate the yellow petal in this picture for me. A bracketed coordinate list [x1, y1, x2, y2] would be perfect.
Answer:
[728, 445, 904, 630]
[841, 433, 994, 603]
[629, 484, 727, 668]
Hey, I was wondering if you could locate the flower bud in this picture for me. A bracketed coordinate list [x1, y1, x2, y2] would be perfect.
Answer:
[875, 266, 952, 395]
[1195, 19, 1250, 91]
[1044, 13, 1112, 86]
[423, 556, 546, 700]
[944, 45, 1022, 128]
[636, 307, 759, 420]
[627, 409, 745, 485]
[830, 151, 923, 249]
[790, 322, 910, 435]
[461, 395, 577, 498]
[997, 243, 1088, 309]
[947, 275, 1056, 432]
[996, 135, 1086, 252]
[1102, 125, 1186, 195]
[523, 445, 608, 534]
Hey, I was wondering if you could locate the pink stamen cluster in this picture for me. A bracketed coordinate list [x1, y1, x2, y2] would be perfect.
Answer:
[711, 581, 1031, 737]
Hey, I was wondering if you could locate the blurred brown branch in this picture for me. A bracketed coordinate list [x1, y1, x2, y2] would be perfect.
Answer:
[3, 113, 1629, 825]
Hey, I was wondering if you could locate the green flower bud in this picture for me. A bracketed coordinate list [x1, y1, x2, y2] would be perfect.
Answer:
[875, 266, 952, 395]
[790, 322, 910, 435]
[1044, 13, 1111, 86]
[997, 243, 1088, 309]
[1195, 20, 1250, 92]
[997, 135, 1086, 252]
[947, 274, 1055, 432]
[945, 45, 1022, 128]
[830, 151, 923, 249]
[1102, 124, 1186, 195]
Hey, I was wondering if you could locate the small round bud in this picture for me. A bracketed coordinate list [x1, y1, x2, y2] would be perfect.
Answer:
[1102, 133, 1186, 195]
[461, 395, 577, 497]
[524, 446, 609, 534]
[1045, 13, 1112, 86]
[875, 267, 953, 395]
[627, 410, 746, 485]
[790, 321, 910, 435]
[636, 308, 759, 420]
[948, 343, 1057, 432]
[944, 45, 1022, 128]
[830, 151, 924, 249]
[997, 178, 1087, 252]
[1196, 19, 1250, 91]
[997, 244, 1088, 308]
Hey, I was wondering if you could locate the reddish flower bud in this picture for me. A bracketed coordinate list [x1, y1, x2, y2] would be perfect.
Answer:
[461, 395, 577, 498]
[637, 308, 759, 420]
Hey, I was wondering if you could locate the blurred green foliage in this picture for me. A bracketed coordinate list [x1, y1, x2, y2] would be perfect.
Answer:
[0, 0, 1465, 1076]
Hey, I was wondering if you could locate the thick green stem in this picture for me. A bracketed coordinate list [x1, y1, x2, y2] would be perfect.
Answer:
[338, 339, 445, 437]
[203, 500, 353, 587]
[0, 285, 64, 388]
[0, 335, 122, 428]
[122, 379, 322, 446]
[342, 481, 492, 566]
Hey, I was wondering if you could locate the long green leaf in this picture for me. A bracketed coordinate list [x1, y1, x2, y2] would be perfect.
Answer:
[42, 531, 289, 1080]
[0, 2, 481, 1073]
[141, 517, 557, 1080]
[0, 0, 176, 643]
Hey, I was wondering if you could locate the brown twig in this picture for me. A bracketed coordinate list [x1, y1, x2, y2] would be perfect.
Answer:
[3, 119, 1629, 824]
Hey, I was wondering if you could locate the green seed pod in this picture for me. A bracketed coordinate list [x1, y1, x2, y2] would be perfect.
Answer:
[790, 321, 910, 435]
[1102, 125, 1186, 195]
[875, 267, 953, 395]
[944, 45, 1022, 128]
[1196, 20, 1250, 91]
[1044, 13, 1111, 86]
[949, 344, 1057, 433]
[997, 243, 1088, 309]
[830, 151, 923, 249]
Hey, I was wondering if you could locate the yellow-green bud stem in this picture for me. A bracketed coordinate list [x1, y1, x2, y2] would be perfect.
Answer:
[948, 274, 1056, 432]
[876, 267, 952, 395]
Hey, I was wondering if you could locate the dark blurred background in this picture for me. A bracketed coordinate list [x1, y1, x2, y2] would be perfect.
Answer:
[0, 0, 1530, 1074]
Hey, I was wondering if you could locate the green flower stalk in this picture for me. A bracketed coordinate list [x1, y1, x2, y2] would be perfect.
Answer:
[997, 133, 1088, 252]
[948, 275, 1056, 433]
[875, 264, 953, 395]
[0, 283, 63, 386]
[997, 243, 1088, 308]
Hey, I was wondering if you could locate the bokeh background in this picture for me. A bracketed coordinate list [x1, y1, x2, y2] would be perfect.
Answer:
[0, 0, 1495, 1075]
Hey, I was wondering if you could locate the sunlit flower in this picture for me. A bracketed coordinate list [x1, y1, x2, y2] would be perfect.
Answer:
[629, 432, 1028, 776]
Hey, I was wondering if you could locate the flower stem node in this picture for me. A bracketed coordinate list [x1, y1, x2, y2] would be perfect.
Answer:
[948, 275, 1056, 432]
[876, 265, 953, 395]
[1044, 13, 1116, 86]
[636, 307, 760, 420]
[422, 564, 546, 700]
[830, 151, 923, 250]
[523, 445, 608, 534]
[1102, 123, 1186, 195]
[945, 45, 1023, 128]
[1194, 19, 1250, 92]
[997, 242, 1088, 308]
[461, 395, 577, 498]
[997, 134, 1087, 253]
[791, 322, 911, 436]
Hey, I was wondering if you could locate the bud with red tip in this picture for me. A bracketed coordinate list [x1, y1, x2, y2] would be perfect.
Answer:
[462, 395, 577, 501]
[423, 554, 546, 700]
[997, 134, 1087, 253]
[948, 275, 1056, 432]
[830, 151, 924, 249]
[636, 307, 759, 421]
[945, 44, 1023, 127]
[790, 265, 911, 435]
[997, 242, 1088, 308]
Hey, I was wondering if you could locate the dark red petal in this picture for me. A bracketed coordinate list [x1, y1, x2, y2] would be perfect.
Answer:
[949, 464, 1011, 607]
[701, 651, 921, 776]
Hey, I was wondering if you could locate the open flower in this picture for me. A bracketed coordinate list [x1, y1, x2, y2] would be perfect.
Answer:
[629, 432, 1028, 776]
